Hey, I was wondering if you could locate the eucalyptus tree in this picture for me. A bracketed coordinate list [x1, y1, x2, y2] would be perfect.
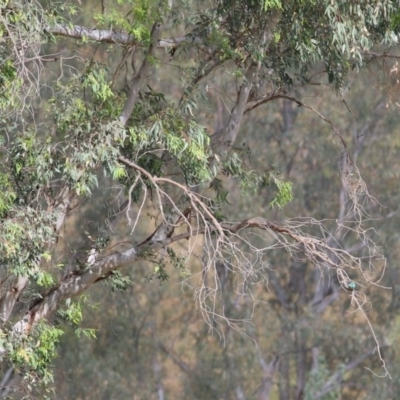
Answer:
[0, 0, 399, 395]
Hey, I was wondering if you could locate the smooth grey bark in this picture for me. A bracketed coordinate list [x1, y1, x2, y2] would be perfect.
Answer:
[13, 247, 137, 333]
[48, 24, 193, 48]
[0, 276, 29, 327]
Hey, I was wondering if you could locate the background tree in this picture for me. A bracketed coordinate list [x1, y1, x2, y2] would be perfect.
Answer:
[1, 0, 400, 398]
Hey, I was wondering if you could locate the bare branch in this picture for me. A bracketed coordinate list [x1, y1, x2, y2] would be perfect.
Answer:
[244, 89, 288, 114]
[159, 343, 191, 372]
[211, 10, 281, 156]
[24, 247, 138, 331]
[119, 22, 162, 125]
[47, 23, 193, 48]
[0, 366, 18, 398]
[314, 347, 389, 399]
[211, 65, 258, 156]
[257, 353, 279, 400]
[362, 50, 400, 60]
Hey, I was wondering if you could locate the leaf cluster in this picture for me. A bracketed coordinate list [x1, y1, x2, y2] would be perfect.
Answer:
[6, 322, 64, 386]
